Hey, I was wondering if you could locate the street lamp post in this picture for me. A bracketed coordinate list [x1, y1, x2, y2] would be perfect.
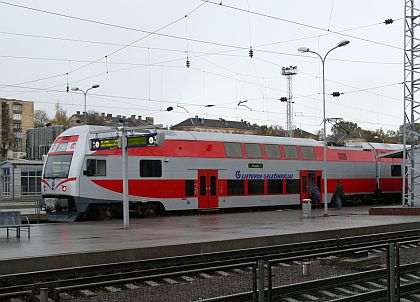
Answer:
[298, 40, 349, 216]
[71, 84, 100, 124]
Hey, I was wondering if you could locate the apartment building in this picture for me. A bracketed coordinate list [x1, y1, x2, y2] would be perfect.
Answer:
[0, 98, 34, 160]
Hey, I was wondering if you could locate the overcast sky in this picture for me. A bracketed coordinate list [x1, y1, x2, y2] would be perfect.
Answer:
[0, 0, 405, 134]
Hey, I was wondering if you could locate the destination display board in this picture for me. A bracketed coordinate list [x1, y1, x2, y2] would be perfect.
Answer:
[90, 133, 162, 151]
[90, 137, 119, 150]
[126, 133, 157, 148]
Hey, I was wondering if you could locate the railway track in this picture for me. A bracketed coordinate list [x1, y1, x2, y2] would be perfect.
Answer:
[1, 230, 420, 301]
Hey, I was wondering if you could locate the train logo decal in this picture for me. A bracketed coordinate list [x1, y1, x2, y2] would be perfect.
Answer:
[235, 171, 293, 180]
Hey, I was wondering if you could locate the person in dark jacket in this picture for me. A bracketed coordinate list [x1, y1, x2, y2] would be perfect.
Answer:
[311, 185, 320, 204]
[335, 180, 344, 209]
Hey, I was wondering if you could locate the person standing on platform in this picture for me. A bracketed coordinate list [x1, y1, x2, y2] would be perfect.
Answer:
[311, 185, 320, 205]
[335, 180, 344, 209]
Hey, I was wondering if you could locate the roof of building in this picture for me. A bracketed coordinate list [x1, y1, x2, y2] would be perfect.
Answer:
[0, 159, 43, 166]
[68, 112, 153, 127]
[171, 117, 259, 131]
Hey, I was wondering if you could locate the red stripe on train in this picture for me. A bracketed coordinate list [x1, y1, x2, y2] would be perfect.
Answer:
[90, 178, 403, 198]
[55, 135, 79, 143]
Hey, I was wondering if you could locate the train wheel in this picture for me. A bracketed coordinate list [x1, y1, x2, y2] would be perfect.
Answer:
[104, 205, 113, 219]
[144, 204, 158, 218]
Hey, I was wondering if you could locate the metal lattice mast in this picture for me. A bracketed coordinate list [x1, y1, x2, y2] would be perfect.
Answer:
[282, 66, 298, 137]
[403, 0, 420, 206]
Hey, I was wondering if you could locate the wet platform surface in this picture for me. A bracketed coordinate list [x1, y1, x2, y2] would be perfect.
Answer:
[1, 206, 420, 274]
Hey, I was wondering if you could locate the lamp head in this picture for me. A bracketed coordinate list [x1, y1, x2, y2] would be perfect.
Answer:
[91, 84, 100, 89]
[71, 87, 80, 92]
[337, 40, 350, 47]
[298, 47, 310, 53]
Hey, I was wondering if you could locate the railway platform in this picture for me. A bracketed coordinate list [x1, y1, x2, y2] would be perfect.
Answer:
[1, 206, 420, 275]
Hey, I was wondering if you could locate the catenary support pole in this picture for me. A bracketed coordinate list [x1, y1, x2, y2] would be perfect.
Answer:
[122, 128, 129, 229]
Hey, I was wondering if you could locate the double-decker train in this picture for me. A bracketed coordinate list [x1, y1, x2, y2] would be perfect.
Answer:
[40, 125, 404, 221]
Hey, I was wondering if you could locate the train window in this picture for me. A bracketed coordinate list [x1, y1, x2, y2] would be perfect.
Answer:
[268, 180, 283, 194]
[248, 180, 264, 195]
[286, 179, 300, 193]
[264, 144, 282, 159]
[56, 143, 68, 152]
[86, 159, 106, 176]
[283, 145, 298, 159]
[140, 160, 162, 177]
[210, 176, 216, 196]
[200, 176, 206, 196]
[301, 146, 315, 160]
[338, 153, 348, 160]
[391, 165, 402, 177]
[43, 154, 72, 179]
[224, 142, 243, 157]
[185, 180, 195, 197]
[227, 180, 244, 195]
[245, 143, 262, 158]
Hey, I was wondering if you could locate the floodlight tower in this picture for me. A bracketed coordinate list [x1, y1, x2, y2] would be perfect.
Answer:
[403, 0, 420, 207]
[282, 66, 298, 137]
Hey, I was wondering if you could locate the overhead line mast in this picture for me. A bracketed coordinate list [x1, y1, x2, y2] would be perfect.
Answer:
[282, 66, 298, 137]
[403, 0, 420, 207]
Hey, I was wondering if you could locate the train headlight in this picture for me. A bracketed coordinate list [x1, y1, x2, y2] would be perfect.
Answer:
[62, 185, 67, 192]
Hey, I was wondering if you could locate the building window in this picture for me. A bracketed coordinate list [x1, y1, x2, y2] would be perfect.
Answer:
[268, 179, 283, 194]
[283, 145, 298, 159]
[86, 159, 106, 176]
[13, 104, 22, 112]
[248, 180, 264, 195]
[140, 160, 162, 177]
[301, 146, 315, 160]
[13, 113, 22, 120]
[224, 142, 243, 157]
[21, 168, 42, 196]
[1, 168, 10, 197]
[185, 180, 195, 197]
[264, 144, 282, 159]
[286, 179, 300, 193]
[245, 143, 262, 158]
[13, 123, 21, 130]
[227, 179, 244, 195]
[391, 165, 401, 177]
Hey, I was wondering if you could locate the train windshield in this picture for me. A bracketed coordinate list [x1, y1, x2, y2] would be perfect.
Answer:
[43, 154, 73, 179]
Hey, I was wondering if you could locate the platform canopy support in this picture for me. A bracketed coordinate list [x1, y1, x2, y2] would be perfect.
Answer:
[403, 0, 420, 206]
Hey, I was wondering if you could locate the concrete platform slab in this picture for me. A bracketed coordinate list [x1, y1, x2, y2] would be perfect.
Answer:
[369, 205, 420, 215]
[1, 206, 420, 275]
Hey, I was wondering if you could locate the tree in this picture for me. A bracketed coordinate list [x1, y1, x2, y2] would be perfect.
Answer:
[50, 102, 68, 126]
[34, 109, 50, 127]
[330, 120, 362, 135]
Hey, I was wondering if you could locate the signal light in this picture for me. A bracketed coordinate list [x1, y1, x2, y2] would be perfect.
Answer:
[186, 57, 190, 68]
[384, 19, 394, 25]
[62, 185, 67, 192]
[249, 47, 254, 58]
[332, 92, 341, 97]
[280, 97, 288, 102]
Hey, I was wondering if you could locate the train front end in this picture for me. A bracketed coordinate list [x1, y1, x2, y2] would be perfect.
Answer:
[40, 126, 88, 221]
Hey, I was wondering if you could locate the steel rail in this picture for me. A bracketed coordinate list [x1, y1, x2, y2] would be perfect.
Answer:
[2, 228, 420, 288]
[2, 230, 420, 300]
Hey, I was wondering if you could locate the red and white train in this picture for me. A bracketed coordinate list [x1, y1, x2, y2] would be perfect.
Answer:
[40, 125, 404, 221]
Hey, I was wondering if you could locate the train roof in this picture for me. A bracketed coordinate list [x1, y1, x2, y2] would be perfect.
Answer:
[57, 126, 405, 151]
[57, 125, 323, 147]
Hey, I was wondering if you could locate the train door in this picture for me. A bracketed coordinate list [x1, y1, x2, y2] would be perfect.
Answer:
[300, 171, 309, 202]
[198, 170, 218, 208]
[300, 171, 322, 203]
